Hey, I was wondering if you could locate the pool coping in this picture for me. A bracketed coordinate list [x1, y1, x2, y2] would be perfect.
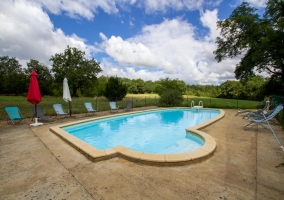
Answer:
[50, 108, 225, 166]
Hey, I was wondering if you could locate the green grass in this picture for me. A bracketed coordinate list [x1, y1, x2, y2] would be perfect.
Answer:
[181, 96, 260, 109]
[0, 95, 261, 121]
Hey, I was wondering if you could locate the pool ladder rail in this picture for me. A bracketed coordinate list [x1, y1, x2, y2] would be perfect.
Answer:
[191, 100, 203, 110]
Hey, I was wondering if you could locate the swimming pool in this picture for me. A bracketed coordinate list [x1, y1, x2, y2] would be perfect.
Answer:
[50, 108, 225, 165]
[63, 109, 219, 154]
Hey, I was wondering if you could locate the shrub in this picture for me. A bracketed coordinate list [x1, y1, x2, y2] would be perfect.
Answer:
[104, 76, 127, 101]
[158, 89, 184, 107]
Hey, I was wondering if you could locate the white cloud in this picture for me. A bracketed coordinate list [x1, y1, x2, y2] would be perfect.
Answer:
[9, 0, 267, 23]
[101, 35, 171, 70]
[143, 0, 184, 12]
[99, 15, 240, 84]
[99, 57, 166, 80]
[0, 0, 97, 67]
[31, 0, 139, 20]
[26, 0, 224, 20]
[142, 0, 223, 13]
[200, 9, 219, 41]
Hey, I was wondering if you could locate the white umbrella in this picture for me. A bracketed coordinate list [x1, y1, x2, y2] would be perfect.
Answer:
[63, 78, 72, 116]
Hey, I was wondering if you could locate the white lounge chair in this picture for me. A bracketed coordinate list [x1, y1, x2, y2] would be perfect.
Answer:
[84, 102, 98, 116]
[109, 102, 119, 113]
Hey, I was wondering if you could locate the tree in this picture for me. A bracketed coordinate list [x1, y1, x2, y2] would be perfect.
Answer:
[144, 80, 155, 93]
[120, 77, 132, 92]
[242, 75, 266, 100]
[50, 46, 102, 97]
[94, 75, 108, 96]
[25, 59, 54, 95]
[263, 75, 283, 96]
[218, 80, 242, 99]
[159, 89, 184, 107]
[0, 56, 27, 95]
[186, 84, 221, 97]
[128, 84, 138, 94]
[104, 76, 127, 101]
[132, 78, 145, 94]
[154, 78, 186, 95]
[214, 1, 284, 95]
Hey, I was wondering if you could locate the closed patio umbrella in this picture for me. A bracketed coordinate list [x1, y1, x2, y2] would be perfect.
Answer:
[63, 77, 72, 116]
[27, 70, 43, 126]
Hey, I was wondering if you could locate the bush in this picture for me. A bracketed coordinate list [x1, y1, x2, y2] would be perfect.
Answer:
[104, 76, 127, 101]
[158, 89, 184, 107]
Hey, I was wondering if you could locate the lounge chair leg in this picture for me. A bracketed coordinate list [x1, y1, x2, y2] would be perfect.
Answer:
[243, 121, 255, 130]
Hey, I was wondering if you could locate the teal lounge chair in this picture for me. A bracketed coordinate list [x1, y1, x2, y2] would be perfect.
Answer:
[5, 106, 26, 125]
[53, 104, 69, 119]
[84, 102, 98, 116]
[109, 102, 119, 113]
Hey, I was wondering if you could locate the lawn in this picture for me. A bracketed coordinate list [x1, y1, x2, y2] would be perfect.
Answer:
[0, 95, 261, 121]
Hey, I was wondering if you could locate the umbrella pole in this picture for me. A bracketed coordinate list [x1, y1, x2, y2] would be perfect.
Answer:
[35, 104, 38, 123]
[30, 104, 43, 126]
[69, 101, 72, 117]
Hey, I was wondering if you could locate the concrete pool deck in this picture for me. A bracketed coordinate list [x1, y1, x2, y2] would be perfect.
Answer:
[1, 108, 284, 199]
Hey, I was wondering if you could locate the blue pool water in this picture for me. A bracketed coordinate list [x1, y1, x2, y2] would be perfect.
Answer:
[63, 109, 220, 154]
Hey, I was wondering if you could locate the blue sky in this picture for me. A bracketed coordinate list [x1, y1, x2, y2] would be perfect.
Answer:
[0, 0, 267, 85]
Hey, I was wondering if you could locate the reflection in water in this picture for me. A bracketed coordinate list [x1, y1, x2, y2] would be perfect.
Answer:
[159, 110, 184, 124]
[108, 117, 128, 132]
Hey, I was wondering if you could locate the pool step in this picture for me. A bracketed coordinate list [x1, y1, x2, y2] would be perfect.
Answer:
[157, 139, 199, 154]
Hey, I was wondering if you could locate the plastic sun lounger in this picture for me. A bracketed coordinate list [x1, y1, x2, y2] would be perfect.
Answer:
[32, 105, 53, 121]
[236, 101, 270, 117]
[5, 106, 26, 125]
[244, 104, 283, 132]
[109, 102, 119, 113]
[53, 104, 69, 119]
[243, 104, 284, 152]
[124, 101, 133, 112]
[84, 102, 98, 116]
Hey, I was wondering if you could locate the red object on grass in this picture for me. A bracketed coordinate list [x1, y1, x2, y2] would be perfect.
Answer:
[27, 70, 42, 104]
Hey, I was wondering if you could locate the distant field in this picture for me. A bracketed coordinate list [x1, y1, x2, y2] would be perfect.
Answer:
[126, 94, 159, 98]
[127, 94, 196, 98]
[0, 95, 261, 121]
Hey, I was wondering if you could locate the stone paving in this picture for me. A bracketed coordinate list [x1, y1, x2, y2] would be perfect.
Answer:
[1, 108, 284, 199]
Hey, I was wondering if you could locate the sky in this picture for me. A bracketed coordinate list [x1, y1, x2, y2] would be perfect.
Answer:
[0, 0, 267, 85]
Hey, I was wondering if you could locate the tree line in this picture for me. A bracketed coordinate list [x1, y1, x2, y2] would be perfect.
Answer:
[0, 51, 274, 101]
[0, 46, 102, 97]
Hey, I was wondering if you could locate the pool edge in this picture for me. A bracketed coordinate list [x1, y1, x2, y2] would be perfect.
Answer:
[49, 108, 225, 166]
